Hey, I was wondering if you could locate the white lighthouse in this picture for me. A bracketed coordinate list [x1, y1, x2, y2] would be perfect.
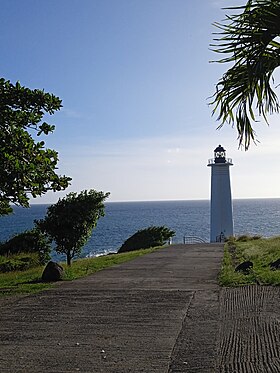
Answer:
[208, 145, 234, 242]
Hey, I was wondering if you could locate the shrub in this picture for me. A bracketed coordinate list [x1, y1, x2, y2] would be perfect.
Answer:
[236, 234, 262, 242]
[0, 229, 51, 264]
[0, 253, 41, 272]
[118, 226, 175, 253]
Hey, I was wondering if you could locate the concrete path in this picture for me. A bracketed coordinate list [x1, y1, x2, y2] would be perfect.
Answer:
[0, 244, 279, 373]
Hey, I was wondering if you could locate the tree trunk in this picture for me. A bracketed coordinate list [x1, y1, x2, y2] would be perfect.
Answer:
[67, 252, 72, 266]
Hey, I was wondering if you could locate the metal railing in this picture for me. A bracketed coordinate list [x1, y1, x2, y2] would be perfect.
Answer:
[183, 236, 207, 244]
[208, 158, 232, 165]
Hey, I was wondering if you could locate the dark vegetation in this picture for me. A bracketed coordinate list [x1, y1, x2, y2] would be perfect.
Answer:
[0, 229, 51, 272]
[0, 229, 51, 262]
[118, 226, 175, 253]
[0, 253, 42, 273]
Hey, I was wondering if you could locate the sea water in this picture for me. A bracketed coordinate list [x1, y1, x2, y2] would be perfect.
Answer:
[0, 199, 279, 260]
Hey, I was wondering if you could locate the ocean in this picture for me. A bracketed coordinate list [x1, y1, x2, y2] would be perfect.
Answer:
[0, 199, 280, 260]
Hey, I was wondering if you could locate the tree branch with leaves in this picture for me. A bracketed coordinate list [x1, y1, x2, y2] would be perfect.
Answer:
[0, 78, 71, 214]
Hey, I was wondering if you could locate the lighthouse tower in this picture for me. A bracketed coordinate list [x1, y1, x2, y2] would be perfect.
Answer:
[208, 145, 234, 242]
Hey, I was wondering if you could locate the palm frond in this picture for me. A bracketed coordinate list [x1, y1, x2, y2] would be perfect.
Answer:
[210, 0, 280, 149]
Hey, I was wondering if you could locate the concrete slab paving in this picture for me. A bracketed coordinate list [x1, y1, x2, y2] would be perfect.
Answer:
[0, 244, 279, 372]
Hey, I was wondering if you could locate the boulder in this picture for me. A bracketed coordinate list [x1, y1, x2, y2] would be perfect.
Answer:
[42, 261, 64, 282]
[235, 261, 253, 275]
[269, 258, 280, 270]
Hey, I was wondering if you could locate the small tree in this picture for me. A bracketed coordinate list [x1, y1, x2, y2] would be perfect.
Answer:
[118, 226, 175, 253]
[36, 189, 110, 265]
[0, 78, 71, 215]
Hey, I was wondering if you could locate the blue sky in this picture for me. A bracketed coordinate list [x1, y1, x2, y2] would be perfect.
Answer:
[1, 0, 280, 202]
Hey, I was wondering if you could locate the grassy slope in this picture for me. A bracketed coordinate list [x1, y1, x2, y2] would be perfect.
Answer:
[219, 236, 280, 286]
[0, 247, 160, 297]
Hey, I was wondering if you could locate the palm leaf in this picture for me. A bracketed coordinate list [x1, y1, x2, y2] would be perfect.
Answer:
[210, 0, 280, 149]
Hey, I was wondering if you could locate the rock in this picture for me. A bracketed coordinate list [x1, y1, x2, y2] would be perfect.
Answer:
[235, 261, 253, 274]
[269, 258, 280, 270]
[42, 261, 64, 282]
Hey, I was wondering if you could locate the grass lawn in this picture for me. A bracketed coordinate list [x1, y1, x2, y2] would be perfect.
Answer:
[219, 236, 280, 286]
[0, 247, 160, 297]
